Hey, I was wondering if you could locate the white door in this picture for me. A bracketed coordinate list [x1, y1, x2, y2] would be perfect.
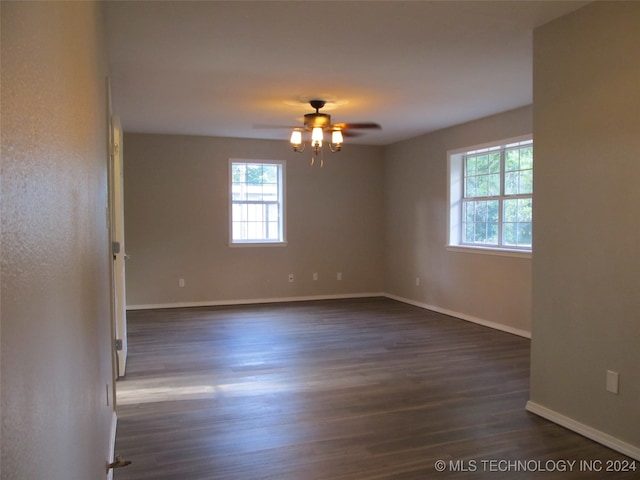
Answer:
[111, 115, 128, 377]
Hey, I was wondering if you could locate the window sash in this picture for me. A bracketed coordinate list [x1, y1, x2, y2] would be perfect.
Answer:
[230, 161, 285, 244]
[461, 142, 532, 250]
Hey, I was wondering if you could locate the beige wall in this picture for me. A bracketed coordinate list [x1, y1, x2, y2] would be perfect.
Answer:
[123, 134, 385, 307]
[1, 2, 115, 479]
[125, 109, 533, 339]
[384, 106, 533, 336]
[529, 1, 640, 456]
[124, 109, 533, 335]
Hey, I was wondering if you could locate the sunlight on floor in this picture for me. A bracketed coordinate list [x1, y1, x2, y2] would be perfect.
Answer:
[116, 369, 382, 405]
[116, 379, 294, 404]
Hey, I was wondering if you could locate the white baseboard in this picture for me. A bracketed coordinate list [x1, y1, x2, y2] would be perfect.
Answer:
[107, 411, 118, 480]
[128, 292, 531, 339]
[383, 293, 531, 338]
[526, 401, 640, 461]
[127, 292, 384, 311]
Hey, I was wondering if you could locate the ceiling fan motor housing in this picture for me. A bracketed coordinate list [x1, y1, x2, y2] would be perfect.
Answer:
[304, 112, 331, 130]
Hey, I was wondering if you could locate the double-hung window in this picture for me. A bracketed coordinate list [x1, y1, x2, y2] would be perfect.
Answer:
[449, 137, 533, 253]
[230, 160, 285, 245]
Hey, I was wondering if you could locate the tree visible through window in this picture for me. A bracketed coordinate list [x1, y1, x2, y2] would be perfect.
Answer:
[230, 160, 285, 244]
[461, 140, 533, 249]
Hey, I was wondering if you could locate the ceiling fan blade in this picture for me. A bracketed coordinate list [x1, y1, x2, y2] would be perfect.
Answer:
[253, 124, 299, 129]
[333, 122, 382, 130]
[341, 130, 364, 138]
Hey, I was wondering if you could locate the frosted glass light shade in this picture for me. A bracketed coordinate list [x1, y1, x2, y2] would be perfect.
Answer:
[311, 127, 323, 146]
[290, 130, 302, 145]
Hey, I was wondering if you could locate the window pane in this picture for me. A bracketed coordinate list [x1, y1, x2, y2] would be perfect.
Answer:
[462, 200, 498, 245]
[504, 198, 532, 222]
[239, 203, 248, 220]
[463, 202, 474, 223]
[262, 165, 278, 183]
[487, 200, 499, 223]
[247, 221, 262, 239]
[476, 175, 488, 197]
[517, 198, 533, 222]
[520, 146, 533, 169]
[465, 176, 476, 197]
[457, 141, 532, 250]
[267, 203, 279, 222]
[503, 198, 533, 247]
[464, 222, 475, 244]
[262, 184, 278, 201]
[232, 164, 246, 183]
[505, 172, 518, 195]
[503, 199, 518, 222]
[488, 173, 500, 196]
[487, 222, 499, 244]
[465, 156, 476, 176]
[504, 145, 533, 196]
[474, 222, 487, 243]
[503, 223, 517, 246]
[231, 161, 284, 243]
[231, 184, 242, 201]
[476, 155, 489, 175]
[505, 149, 520, 171]
[483, 200, 499, 221]
[503, 222, 533, 247]
[245, 165, 263, 184]
[519, 169, 533, 194]
[518, 222, 532, 246]
[250, 203, 264, 222]
[464, 151, 500, 198]
[266, 221, 279, 240]
[488, 153, 500, 173]
[473, 201, 486, 222]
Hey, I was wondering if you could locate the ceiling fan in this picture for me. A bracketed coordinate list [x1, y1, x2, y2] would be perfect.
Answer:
[295, 99, 381, 138]
[261, 99, 381, 166]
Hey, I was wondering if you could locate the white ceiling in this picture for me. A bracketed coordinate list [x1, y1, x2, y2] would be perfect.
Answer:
[105, 1, 588, 146]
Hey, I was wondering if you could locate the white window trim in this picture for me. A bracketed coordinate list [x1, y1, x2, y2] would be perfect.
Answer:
[229, 159, 287, 247]
[447, 134, 532, 258]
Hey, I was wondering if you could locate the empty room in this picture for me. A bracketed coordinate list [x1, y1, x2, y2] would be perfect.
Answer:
[1, 1, 638, 480]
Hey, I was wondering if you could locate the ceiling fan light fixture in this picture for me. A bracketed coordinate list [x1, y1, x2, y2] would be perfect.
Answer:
[311, 127, 324, 155]
[290, 129, 304, 151]
[286, 99, 380, 165]
[331, 129, 343, 149]
[311, 127, 323, 145]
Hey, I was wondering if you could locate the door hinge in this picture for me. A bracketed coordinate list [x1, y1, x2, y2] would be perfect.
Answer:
[114, 339, 123, 351]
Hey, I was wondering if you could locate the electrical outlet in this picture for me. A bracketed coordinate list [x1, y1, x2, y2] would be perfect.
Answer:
[179, 278, 185, 287]
[606, 370, 619, 394]
[288, 274, 294, 283]
[337, 272, 342, 281]
[313, 272, 318, 281]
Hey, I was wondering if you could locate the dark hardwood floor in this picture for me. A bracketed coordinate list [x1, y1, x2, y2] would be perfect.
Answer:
[114, 297, 635, 479]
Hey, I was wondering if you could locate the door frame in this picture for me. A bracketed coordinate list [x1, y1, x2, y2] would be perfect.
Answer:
[110, 114, 128, 378]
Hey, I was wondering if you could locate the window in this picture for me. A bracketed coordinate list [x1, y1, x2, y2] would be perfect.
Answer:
[449, 137, 533, 254]
[230, 160, 285, 245]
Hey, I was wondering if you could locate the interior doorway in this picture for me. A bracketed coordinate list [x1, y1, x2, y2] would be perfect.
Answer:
[110, 115, 128, 377]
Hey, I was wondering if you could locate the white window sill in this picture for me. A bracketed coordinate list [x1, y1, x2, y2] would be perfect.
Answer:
[229, 241, 288, 248]
[447, 245, 531, 259]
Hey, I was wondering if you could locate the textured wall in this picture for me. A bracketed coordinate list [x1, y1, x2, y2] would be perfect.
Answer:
[384, 106, 533, 335]
[1, 2, 114, 479]
[530, 1, 640, 453]
[123, 134, 385, 307]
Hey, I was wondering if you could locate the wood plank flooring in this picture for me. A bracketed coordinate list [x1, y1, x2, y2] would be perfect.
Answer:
[114, 298, 635, 479]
